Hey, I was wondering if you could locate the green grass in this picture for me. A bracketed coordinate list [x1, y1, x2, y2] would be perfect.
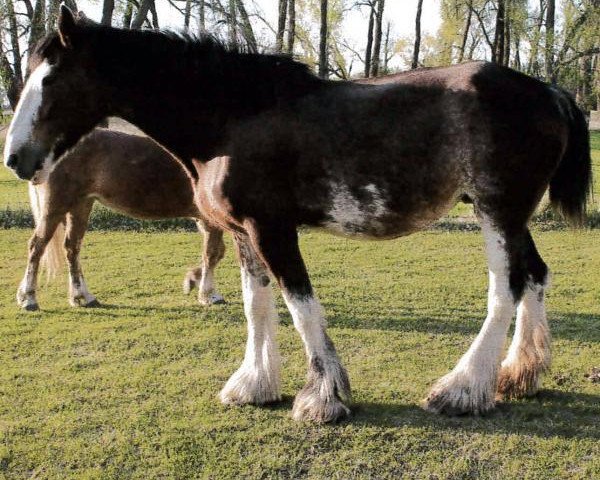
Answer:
[0, 229, 599, 478]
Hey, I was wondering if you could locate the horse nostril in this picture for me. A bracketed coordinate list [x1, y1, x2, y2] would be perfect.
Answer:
[6, 154, 18, 169]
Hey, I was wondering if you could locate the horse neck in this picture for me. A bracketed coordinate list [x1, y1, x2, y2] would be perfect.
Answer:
[97, 36, 325, 165]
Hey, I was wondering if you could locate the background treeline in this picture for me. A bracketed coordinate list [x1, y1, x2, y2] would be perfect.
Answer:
[0, 0, 599, 112]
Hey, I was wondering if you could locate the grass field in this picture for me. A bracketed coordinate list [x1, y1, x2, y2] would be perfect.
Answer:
[0, 134, 598, 478]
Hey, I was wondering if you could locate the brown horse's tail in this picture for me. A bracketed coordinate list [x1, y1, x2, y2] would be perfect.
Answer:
[548, 87, 593, 226]
[29, 183, 66, 280]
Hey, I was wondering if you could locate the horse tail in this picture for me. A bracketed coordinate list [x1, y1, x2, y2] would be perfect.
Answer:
[548, 87, 593, 226]
[29, 182, 65, 280]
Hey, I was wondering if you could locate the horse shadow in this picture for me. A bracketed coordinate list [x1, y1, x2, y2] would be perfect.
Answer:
[347, 389, 600, 440]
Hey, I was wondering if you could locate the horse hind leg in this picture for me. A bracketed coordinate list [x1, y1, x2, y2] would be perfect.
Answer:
[65, 200, 99, 307]
[497, 231, 550, 399]
[188, 221, 226, 305]
[424, 214, 546, 415]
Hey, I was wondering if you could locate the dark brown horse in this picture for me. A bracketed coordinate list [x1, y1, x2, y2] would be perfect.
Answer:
[18, 128, 226, 310]
[4, 7, 592, 423]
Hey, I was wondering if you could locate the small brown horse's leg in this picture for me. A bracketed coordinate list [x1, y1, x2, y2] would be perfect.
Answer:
[17, 212, 64, 311]
[219, 234, 281, 405]
[243, 221, 350, 423]
[183, 221, 226, 305]
[64, 199, 99, 307]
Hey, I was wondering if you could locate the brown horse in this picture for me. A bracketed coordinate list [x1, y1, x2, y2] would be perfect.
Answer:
[4, 8, 592, 423]
[17, 128, 226, 311]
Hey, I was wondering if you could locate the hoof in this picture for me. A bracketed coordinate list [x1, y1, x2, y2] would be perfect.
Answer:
[83, 299, 101, 308]
[292, 385, 350, 423]
[200, 293, 226, 306]
[423, 374, 495, 416]
[220, 367, 281, 406]
[496, 365, 543, 400]
[23, 303, 39, 312]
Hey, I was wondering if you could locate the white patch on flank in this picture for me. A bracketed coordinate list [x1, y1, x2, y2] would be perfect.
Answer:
[3, 61, 53, 165]
[324, 182, 388, 236]
[427, 215, 515, 413]
[220, 267, 281, 405]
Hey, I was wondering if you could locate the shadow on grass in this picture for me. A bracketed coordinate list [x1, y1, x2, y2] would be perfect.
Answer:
[350, 389, 600, 440]
[39, 301, 600, 344]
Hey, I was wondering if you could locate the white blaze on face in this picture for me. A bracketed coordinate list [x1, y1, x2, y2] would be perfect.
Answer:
[3, 60, 53, 166]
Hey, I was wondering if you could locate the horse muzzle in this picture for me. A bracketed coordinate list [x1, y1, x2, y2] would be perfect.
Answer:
[4, 144, 49, 181]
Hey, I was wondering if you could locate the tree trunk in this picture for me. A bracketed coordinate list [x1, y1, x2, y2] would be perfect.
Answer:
[526, 0, 545, 75]
[503, 2, 511, 66]
[364, 3, 374, 77]
[318, 0, 328, 78]
[149, 0, 159, 29]
[458, 2, 472, 63]
[101, 0, 115, 26]
[0, 43, 20, 109]
[28, 0, 46, 57]
[131, 0, 153, 29]
[545, 0, 555, 82]
[383, 21, 391, 74]
[46, 0, 60, 30]
[370, 0, 385, 77]
[286, 0, 296, 54]
[276, 0, 288, 52]
[236, 0, 257, 52]
[228, 0, 237, 45]
[184, 0, 192, 31]
[493, 0, 505, 64]
[5, 0, 23, 84]
[412, 0, 423, 69]
[198, 0, 205, 33]
[123, 1, 133, 28]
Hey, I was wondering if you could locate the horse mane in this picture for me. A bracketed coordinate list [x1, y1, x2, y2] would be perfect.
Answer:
[38, 22, 324, 106]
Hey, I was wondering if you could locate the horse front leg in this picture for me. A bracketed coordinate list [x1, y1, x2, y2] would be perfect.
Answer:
[248, 222, 351, 423]
[17, 213, 63, 311]
[186, 220, 226, 305]
[219, 234, 281, 405]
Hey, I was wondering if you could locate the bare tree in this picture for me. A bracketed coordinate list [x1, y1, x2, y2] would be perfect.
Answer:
[545, 0, 555, 82]
[411, 0, 423, 69]
[0, 41, 20, 109]
[286, 0, 295, 53]
[370, 0, 385, 76]
[46, 0, 60, 30]
[198, 0, 205, 33]
[122, 0, 134, 28]
[5, 0, 23, 85]
[131, 0, 153, 29]
[228, 0, 237, 45]
[184, 0, 192, 31]
[276, 0, 288, 52]
[492, 0, 506, 64]
[458, 1, 473, 63]
[319, 0, 328, 78]
[28, 0, 46, 57]
[364, 2, 375, 77]
[236, 0, 257, 52]
[101, 0, 115, 26]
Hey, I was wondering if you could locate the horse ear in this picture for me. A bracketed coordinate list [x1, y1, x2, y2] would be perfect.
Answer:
[58, 4, 78, 49]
